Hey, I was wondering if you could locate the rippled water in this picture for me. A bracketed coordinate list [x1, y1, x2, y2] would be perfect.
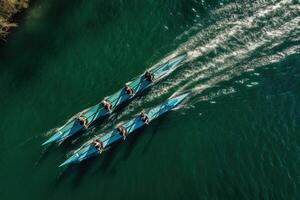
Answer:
[0, 0, 299, 199]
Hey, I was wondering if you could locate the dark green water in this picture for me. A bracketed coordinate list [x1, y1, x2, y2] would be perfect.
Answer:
[0, 0, 300, 199]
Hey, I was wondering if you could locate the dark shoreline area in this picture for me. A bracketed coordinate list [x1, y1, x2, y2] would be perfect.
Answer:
[0, 0, 35, 53]
[0, 0, 35, 41]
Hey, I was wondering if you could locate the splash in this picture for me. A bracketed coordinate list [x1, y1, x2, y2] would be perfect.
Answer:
[100, 0, 299, 128]
[143, 0, 299, 103]
[60, 0, 300, 156]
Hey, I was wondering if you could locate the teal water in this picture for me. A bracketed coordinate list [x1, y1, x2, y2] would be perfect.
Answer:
[0, 0, 300, 199]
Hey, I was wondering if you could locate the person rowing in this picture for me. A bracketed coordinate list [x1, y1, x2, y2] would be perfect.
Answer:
[140, 110, 150, 125]
[92, 139, 104, 153]
[117, 125, 128, 140]
[102, 97, 112, 112]
[77, 113, 89, 129]
[144, 70, 154, 82]
[124, 83, 134, 96]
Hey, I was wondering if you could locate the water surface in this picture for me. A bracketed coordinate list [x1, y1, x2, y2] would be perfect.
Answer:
[0, 0, 300, 199]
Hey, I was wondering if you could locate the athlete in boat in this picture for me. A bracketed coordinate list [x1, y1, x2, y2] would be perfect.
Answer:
[124, 83, 134, 96]
[117, 125, 128, 140]
[144, 71, 154, 82]
[140, 110, 150, 125]
[102, 97, 113, 112]
[93, 139, 104, 153]
[77, 114, 89, 129]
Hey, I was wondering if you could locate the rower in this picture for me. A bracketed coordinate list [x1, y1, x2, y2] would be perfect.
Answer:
[93, 139, 104, 153]
[124, 83, 134, 96]
[117, 125, 128, 140]
[102, 97, 113, 113]
[77, 114, 89, 129]
[140, 110, 150, 125]
[144, 70, 154, 82]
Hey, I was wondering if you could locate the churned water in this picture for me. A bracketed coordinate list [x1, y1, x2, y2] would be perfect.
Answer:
[0, 0, 299, 199]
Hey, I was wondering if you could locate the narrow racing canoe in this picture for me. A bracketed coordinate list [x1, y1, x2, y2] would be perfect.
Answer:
[59, 93, 188, 167]
[42, 54, 187, 146]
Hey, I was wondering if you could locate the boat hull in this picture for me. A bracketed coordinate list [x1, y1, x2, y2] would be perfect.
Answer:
[43, 54, 187, 146]
[59, 93, 188, 167]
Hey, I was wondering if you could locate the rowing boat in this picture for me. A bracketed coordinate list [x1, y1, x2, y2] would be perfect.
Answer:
[42, 54, 187, 146]
[59, 93, 188, 167]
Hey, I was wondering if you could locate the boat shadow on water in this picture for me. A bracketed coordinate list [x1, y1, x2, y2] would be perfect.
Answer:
[90, 116, 168, 175]
[53, 144, 120, 189]
[37, 129, 87, 165]
[87, 140, 126, 178]
[99, 129, 146, 172]
[140, 119, 162, 155]
[121, 126, 148, 160]
[83, 128, 149, 179]
[40, 67, 159, 165]
[125, 114, 169, 157]
[36, 143, 67, 167]
[51, 92, 173, 187]
[53, 156, 97, 189]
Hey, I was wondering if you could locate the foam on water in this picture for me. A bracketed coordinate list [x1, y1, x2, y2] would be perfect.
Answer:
[40, 1, 300, 175]
[90, 0, 300, 138]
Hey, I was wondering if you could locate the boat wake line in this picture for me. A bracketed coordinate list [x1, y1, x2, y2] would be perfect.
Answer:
[40, 1, 300, 158]
[93, 0, 299, 133]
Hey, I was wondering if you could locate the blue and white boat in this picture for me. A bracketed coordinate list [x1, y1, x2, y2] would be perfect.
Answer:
[59, 93, 188, 167]
[42, 54, 187, 146]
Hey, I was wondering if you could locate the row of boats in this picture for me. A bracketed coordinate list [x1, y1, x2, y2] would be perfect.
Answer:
[42, 53, 189, 167]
